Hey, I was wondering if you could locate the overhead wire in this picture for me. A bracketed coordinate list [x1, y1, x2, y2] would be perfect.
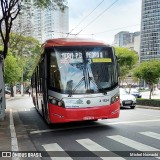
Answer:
[75, 0, 120, 36]
[89, 24, 140, 35]
[49, 24, 140, 36]
[67, 0, 105, 37]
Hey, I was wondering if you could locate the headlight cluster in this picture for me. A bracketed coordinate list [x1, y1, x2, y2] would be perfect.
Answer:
[48, 96, 65, 108]
[111, 94, 120, 104]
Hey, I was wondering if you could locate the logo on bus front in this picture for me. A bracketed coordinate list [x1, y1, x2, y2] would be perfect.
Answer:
[76, 99, 83, 104]
[66, 99, 83, 104]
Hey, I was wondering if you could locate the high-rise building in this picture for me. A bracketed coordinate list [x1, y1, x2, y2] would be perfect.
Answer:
[33, 6, 69, 43]
[14, 0, 69, 43]
[140, 0, 160, 62]
[114, 31, 140, 47]
[13, 0, 34, 36]
[114, 31, 130, 47]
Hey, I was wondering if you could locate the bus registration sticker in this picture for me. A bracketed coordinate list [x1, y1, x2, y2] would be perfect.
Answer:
[92, 58, 112, 63]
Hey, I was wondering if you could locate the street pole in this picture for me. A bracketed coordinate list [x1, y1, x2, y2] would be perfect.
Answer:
[0, 51, 6, 121]
[21, 61, 24, 96]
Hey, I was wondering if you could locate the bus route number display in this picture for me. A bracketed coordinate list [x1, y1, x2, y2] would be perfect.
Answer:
[61, 52, 82, 59]
[86, 51, 103, 58]
[60, 52, 83, 63]
[60, 51, 112, 63]
[86, 51, 112, 62]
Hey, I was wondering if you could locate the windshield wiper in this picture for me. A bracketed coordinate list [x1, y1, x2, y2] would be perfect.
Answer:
[86, 65, 107, 95]
[68, 77, 85, 97]
[88, 77, 107, 95]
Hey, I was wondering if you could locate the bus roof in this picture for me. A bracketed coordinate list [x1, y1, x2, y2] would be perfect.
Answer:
[43, 38, 111, 48]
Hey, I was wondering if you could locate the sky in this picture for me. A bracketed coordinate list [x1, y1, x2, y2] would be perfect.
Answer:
[67, 0, 142, 44]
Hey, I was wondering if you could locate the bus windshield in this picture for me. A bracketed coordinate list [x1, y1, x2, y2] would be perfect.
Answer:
[49, 46, 118, 94]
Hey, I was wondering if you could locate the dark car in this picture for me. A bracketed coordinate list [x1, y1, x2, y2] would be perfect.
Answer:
[126, 88, 142, 98]
[5, 89, 11, 94]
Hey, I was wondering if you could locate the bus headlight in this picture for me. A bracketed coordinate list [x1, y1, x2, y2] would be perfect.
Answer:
[58, 101, 63, 106]
[48, 96, 65, 108]
[51, 99, 56, 104]
[111, 94, 119, 104]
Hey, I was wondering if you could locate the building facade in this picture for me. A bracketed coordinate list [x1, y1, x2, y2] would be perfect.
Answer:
[32, 5, 69, 43]
[114, 31, 130, 47]
[140, 0, 160, 61]
[114, 31, 140, 48]
[14, 0, 69, 43]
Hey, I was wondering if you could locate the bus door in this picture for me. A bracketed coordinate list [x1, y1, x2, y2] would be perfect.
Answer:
[37, 59, 44, 115]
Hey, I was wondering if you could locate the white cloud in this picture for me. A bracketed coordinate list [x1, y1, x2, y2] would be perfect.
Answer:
[68, 0, 141, 44]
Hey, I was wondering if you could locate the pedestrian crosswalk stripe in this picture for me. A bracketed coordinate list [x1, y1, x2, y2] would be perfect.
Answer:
[76, 138, 125, 160]
[107, 135, 159, 151]
[140, 131, 160, 140]
[42, 143, 73, 160]
[107, 135, 160, 159]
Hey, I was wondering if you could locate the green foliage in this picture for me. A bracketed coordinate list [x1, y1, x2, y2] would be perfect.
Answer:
[115, 47, 138, 82]
[9, 33, 41, 82]
[115, 47, 138, 69]
[133, 60, 160, 84]
[9, 33, 40, 56]
[34, 0, 66, 8]
[137, 98, 160, 107]
[34, 0, 52, 8]
[133, 60, 160, 99]
[4, 52, 22, 84]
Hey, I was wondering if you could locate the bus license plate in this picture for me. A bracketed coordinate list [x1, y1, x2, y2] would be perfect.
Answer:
[83, 116, 94, 120]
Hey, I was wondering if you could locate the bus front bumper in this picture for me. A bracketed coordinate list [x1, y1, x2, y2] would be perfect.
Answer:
[48, 100, 120, 123]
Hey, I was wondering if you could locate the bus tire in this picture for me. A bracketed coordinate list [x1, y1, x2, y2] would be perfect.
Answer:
[44, 106, 51, 124]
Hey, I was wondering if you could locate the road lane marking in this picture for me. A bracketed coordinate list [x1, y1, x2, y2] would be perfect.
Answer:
[10, 109, 20, 160]
[76, 138, 125, 160]
[42, 143, 73, 160]
[30, 119, 160, 134]
[140, 131, 160, 140]
[107, 135, 160, 159]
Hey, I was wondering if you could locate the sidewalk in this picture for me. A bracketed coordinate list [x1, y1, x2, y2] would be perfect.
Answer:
[136, 105, 160, 110]
[5, 93, 28, 100]
[0, 109, 11, 151]
[141, 89, 160, 99]
[0, 94, 28, 155]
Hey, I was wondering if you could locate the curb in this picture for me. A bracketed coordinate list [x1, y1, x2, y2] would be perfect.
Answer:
[136, 105, 160, 110]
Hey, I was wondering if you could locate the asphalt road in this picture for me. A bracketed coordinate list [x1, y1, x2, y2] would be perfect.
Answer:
[5, 96, 160, 160]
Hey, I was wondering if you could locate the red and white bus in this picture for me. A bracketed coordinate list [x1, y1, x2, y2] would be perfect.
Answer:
[31, 38, 120, 124]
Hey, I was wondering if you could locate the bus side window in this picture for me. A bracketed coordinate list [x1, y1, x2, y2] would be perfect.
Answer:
[50, 53, 61, 90]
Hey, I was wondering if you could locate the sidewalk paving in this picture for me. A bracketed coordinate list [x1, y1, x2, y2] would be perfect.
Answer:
[0, 109, 11, 151]
[0, 94, 29, 157]
[5, 93, 28, 100]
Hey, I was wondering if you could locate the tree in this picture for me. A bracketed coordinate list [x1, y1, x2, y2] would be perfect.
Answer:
[0, 0, 66, 120]
[0, 0, 21, 120]
[9, 33, 41, 95]
[133, 60, 160, 99]
[34, 0, 67, 9]
[4, 52, 22, 96]
[115, 47, 138, 85]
